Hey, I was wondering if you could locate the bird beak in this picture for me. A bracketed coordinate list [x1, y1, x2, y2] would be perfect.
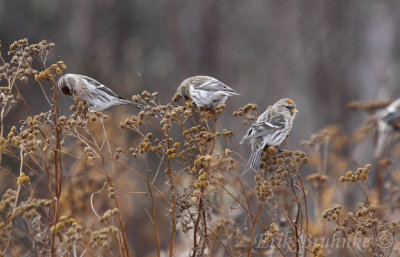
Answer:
[291, 108, 298, 113]
[172, 93, 182, 102]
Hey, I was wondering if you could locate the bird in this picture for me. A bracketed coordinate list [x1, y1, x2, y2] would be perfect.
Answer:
[57, 74, 143, 112]
[374, 98, 400, 158]
[176, 76, 239, 108]
[240, 98, 298, 172]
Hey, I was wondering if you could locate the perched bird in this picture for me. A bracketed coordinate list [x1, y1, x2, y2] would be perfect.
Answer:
[375, 98, 400, 158]
[57, 74, 143, 111]
[240, 98, 298, 172]
[176, 76, 239, 107]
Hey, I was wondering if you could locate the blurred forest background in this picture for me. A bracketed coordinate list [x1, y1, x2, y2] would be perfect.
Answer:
[1, 1, 400, 256]
[2, 0, 400, 150]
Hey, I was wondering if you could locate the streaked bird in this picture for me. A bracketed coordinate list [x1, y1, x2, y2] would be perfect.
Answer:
[375, 98, 400, 158]
[240, 98, 298, 172]
[57, 74, 143, 111]
[176, 76, 239, 107]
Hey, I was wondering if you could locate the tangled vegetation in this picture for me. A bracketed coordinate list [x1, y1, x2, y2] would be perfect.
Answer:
[0, 39, 399, 257]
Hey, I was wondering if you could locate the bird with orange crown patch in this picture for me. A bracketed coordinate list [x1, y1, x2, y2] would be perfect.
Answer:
[240, 98, 298, 172]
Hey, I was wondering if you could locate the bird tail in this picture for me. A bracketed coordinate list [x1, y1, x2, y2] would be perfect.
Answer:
[222, 91, 240, 96]
[375, 123, 391, 159]
[242, 147, 262, 175]
[383, 112, 400, 124]
[118, 98, 145, 109]
[118, 98, 165, 119]
[239, 135, 247, 145]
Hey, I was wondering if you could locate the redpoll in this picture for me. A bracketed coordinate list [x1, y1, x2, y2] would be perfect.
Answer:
[57, 74, 143, 111]
[240, 98, 298, 172]
[176, 76, 239, 107]
[375, 98, 400, 158]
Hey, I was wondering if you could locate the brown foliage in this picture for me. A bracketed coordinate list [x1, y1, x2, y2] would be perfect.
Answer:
[0, 39, 399, 257]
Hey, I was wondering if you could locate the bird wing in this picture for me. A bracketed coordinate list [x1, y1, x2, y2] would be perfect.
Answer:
[194, 77, 237, 93]
[81, 76, 121, 98]
[245, 114, 288, 139]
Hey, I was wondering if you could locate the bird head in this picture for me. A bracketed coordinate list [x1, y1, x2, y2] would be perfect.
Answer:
[274, 98, 298, 117]
[176, 78, 191, 100]
[57, 74, 74, 96]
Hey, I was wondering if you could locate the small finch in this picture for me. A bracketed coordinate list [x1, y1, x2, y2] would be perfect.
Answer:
[240, 98, 298, 172]
[176, 76, 239, 107]
[57, 74, 143, 111]
[375, 98, 400, 158]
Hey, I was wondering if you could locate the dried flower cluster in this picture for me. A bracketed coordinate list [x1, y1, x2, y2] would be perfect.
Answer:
[339, 164, 371, 183]
[0, 38, 399, 257]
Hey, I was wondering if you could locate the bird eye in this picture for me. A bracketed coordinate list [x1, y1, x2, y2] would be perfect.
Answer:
[285, 105, 293, 110]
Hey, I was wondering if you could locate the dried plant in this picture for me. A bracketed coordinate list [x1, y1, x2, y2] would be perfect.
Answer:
[0, 39, 399, 257]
